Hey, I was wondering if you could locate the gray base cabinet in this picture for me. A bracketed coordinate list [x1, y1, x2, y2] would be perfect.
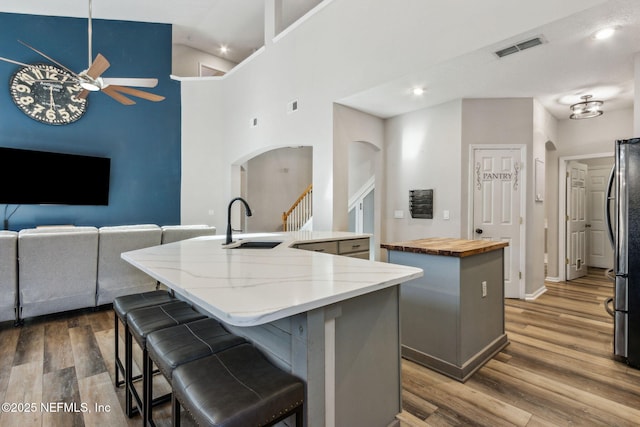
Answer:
[383, 238, 509, 382]
[294, 237, 370, 259]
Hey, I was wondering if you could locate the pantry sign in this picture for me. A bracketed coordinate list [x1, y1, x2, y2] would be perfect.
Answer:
[475, 162, 520, 190]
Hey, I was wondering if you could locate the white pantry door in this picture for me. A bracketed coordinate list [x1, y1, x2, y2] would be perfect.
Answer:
[566, 161, 588, 280]
[472, 147, 522, 298]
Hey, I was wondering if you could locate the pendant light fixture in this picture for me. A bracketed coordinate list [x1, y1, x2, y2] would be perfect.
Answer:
[569, 95, 603, 119]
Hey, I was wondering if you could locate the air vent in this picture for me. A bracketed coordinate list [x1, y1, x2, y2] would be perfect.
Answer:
[495, 36, 544, 58]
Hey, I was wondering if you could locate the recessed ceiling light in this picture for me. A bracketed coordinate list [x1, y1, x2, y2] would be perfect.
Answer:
[593, 27, 617, 40]
[412, 87, 425, 96]
[220, 45, 229, 54]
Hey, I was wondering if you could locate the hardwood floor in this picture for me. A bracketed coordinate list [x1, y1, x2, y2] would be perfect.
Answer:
[0, 268, 638, 426]
[399, 268, 640, 427]
[0, 308, 185, 427]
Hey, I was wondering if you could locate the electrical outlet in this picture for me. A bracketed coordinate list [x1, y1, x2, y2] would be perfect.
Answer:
[481, 281, 487, 298]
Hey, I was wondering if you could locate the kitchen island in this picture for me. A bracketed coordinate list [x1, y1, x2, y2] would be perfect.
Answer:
[122, 231, 422, 427]
[382, 237, 508, 382]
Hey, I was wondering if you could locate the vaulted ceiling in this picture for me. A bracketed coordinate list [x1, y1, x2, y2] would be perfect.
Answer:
[0, 0, 322, 64]
[1, 0, 639, 120]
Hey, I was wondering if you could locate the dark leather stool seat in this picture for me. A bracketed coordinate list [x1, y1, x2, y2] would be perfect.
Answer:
[147, 318, 247, 380]
[112, 290, 174, 387]
[172, 343, 305, 427]
[125, 300, 206, 420]
[113, 290, 174, 322]
[144, 318, 247, 425]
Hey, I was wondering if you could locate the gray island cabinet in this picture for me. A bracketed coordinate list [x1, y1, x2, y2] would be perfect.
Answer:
[123, 231, 422, 427]
[382, 237, 509, 382]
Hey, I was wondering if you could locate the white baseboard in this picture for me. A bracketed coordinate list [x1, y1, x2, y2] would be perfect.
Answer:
[525, 286, 547, 301]
[545, 276, 562, 282]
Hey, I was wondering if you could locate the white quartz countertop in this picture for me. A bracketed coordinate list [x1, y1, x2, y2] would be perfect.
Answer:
[122, 231, 423, 327]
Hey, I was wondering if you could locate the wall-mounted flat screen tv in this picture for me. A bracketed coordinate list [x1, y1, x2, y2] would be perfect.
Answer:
[0, 147, 110, 205]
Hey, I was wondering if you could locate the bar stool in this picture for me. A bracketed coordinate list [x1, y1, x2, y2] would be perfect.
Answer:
[113, 290, 174, 387]
[144, 318, 247, 426]
[126, 300, 206, 419]
[171, 343, 305, 427]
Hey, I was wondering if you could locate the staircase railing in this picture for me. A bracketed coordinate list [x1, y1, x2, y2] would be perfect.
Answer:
[282, 184, 313, 231]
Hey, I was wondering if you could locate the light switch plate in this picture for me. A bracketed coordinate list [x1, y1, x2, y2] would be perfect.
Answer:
[394, 210, 404, 219]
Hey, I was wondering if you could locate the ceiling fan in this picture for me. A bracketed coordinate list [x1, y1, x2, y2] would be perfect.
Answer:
[0, 0, 164, 105]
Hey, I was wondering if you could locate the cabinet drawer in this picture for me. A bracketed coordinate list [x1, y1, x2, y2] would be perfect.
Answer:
[295, 240, 338, 254]
[338, 238, 370, 255]
[345, 251, 370, 260]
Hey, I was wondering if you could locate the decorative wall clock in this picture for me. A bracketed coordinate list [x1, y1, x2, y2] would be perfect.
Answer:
[10, 63, 88, 125]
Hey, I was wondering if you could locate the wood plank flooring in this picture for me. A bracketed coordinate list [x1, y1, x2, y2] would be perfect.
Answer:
[399, 268, 640, 427]
[0, 268, 638, 426]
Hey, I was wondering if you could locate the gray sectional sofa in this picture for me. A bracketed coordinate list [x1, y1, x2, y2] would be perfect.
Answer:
[0, 231, 18, 323]
[1, 224, 216, 324]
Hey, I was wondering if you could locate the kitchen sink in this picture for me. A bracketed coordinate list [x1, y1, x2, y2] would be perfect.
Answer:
[232, 240, 283, 249]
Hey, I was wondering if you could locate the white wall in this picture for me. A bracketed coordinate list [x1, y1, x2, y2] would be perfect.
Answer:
[530, 100, 557, 296]
[179, 0, 600, 234]
[383, 100, 462, 244]
[348, 142, 375, 198]
[172, 44, 237, 77]
[333, 104, 384, 232]
[460, 98, 552, 296]
[333, 103, 384, 257]
[245, 147, 313, 231]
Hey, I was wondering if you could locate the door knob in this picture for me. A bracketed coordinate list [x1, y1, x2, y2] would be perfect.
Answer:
[475, 228, 483, 234]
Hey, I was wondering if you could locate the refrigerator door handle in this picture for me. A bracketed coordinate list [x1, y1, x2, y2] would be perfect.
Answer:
[606, 164, 615, 248]
[605, 297, 615, 317]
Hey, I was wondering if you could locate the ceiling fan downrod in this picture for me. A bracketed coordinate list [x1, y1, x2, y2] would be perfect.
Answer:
[88, 0, 93, 68]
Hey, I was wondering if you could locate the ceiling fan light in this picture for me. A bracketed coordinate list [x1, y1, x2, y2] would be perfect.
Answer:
[78, 74, 103, 91]
[80, 81, 100, 91]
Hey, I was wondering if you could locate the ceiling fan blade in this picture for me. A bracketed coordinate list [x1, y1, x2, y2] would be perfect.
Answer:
[108, 85, 165, 102]
[86, 53, 110, 79]
[17, 40, 79, 78]
[0, 55, 33, 68]
[102, 86, 136, 105]
[102, 77, 159, 88]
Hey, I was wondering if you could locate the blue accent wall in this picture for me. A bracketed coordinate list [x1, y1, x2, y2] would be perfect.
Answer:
[0, 13, 181, 230]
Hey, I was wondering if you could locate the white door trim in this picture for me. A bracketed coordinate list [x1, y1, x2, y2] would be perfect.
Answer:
[557, 152, 613, 282]
[468, 144, 527, 299]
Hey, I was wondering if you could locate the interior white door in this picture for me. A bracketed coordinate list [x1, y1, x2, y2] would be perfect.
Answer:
[587, 164, 614, 269]
[473, 147, 522, 298]
[566, 161, 588, 280]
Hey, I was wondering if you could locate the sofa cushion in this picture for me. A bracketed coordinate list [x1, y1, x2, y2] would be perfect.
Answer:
[18, 227, 99, 318]
[96, 224, 162, 305]
[161, 225, 216, 244]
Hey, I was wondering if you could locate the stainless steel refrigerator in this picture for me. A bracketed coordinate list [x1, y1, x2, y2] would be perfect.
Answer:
[606, 137, 640, 368]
